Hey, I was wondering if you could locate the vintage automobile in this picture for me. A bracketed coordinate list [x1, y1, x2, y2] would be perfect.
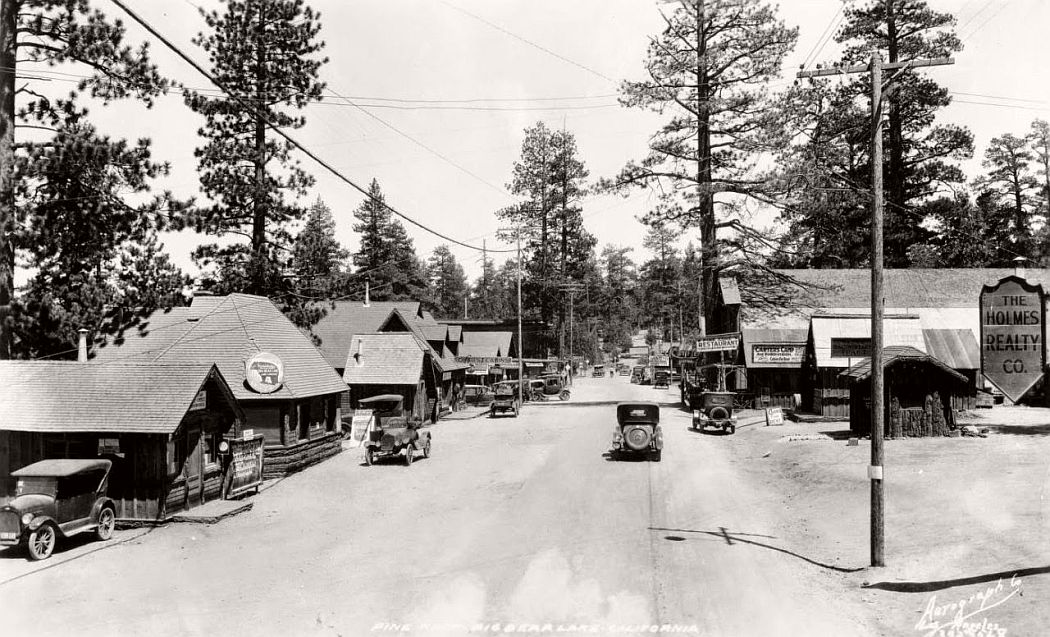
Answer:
[538, 374, 570, 400]
[463, 384, 495, 406]
[611, 403, 663, 461]
[630, 366, 644, 384]
[490, 381, 522, 417]
[361, 394, 431, 465]
[653, 369, 671, 389]
[692, 391, 738, 434]
[618, 364, 631, 376]
[0, 459, 116, 561]
[592, 364, 605, 378]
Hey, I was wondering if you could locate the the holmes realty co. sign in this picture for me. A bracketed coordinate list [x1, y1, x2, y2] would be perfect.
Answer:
[980, 276, 1046, 402]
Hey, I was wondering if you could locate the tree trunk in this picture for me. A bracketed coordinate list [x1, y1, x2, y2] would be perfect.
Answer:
[251, 3, 268, 295]
[697, 0, 714, 336]
[0, 0, 16, 359]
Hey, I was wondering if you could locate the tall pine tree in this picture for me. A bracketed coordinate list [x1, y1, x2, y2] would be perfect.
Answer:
[351, 179, 428, 301]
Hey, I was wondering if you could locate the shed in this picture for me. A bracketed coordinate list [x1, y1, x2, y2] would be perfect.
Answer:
[0, 361, 245, 521]
[841, 346, 967, 437]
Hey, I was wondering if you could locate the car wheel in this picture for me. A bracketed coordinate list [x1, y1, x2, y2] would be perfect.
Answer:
[27, 523, 56, 561]
[95, 506, 116, 541]
[728, 425, 736, 435]
[559, 390, 569, 401]
[405, 445, 414, 466]
[365, 447, 375, 466]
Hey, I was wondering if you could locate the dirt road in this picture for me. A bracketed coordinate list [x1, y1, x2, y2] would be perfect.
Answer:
[1, 376, 873, 636]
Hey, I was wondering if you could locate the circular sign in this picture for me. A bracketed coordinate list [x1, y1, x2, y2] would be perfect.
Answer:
[245, 352, 285, 394]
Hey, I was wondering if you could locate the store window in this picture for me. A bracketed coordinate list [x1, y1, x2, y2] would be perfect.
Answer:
[298, 401, 310, 441]
[203, 431, 222, 467]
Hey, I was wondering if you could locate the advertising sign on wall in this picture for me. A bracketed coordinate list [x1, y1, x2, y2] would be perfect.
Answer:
[830, 338, 871, 359]
[226, 435, 264, 498]
[752, 344, 805, 364]
[245, 352, 285, 394]
[980, 276, 1045, 402]
[696, 333, 741, 353]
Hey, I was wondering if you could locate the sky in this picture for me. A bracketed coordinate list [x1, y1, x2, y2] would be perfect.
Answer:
[17, 0, 1050, 286]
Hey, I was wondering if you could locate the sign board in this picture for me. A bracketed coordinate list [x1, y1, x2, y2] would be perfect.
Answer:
[188, 389, 207, 412]
[226, 435, 264, 498]
[696, 333, 741, 353]
[765, 407, 784, 426]
[245, 352, 284, 394]
[455, 356, 516, 365]
[653, 355, 671, 367]
[980, 276, 1045, 402]
[752, 344, 805, 365]
[830, 338, 871, 359]
[350, 411, 373, 445]
[241, 429, 254, 441]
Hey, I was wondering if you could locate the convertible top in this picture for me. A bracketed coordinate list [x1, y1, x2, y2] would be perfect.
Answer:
[360, 394, 404, 404]
[12, 458, 112, 477]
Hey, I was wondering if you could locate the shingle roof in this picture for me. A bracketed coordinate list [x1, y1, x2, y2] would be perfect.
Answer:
[92, 294, 346, 400]
[459, 331, 513, 358]
[447, 325, 463, 342]
[420, 324, 449, 341]
[0, 361, 233, 433]
[342, 333, 426, 385]
[840, 346, 967, 382]
[308, 300, 422, 368]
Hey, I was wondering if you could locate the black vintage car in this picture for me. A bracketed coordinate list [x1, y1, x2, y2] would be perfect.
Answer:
[361, 394, 431, 465]
[653, 369, 671, 389]
[692, 391, 738, 434]
[0, 459, 116, 560]
[611, 402, 663, 461]
[490, 381, 522, 417]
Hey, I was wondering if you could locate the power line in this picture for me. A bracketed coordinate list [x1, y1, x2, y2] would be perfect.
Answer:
[801, 4, 845, 71]
[438, 0, 617, 84]
[107, 0, 515, 254]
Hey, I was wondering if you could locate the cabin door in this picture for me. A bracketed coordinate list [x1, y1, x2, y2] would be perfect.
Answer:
[184, 426, 204, 508]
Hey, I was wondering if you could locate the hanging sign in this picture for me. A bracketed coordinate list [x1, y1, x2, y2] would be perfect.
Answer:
[696, 333, 741, 353]
[980, 276, 1045, 402]
[245, 352, 284, 394]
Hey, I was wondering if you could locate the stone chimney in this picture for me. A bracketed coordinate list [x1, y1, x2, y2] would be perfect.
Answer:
[1013, 256, 1028, 280]
[77, 328, 89, 363]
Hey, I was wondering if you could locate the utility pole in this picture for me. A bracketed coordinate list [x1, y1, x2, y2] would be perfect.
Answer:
[798, 52, 953, 568]
[517, 228, 523, 398]
[559, 281, 585, 386]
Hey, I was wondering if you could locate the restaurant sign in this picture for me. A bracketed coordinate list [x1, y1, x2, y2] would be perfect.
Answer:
[980, 276, 1045, 402]
[752, 344, 805, 364]
[455, 356, 517, 365]
[830, 337, 871, 359]
[696, 333, 741, 353]
[245, 352, 284, 394]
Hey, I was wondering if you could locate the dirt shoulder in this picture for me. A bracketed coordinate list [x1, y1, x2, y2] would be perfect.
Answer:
[726, 406, 1050, 637]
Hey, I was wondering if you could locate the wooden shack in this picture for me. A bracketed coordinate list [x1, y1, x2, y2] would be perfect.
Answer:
[841, 346, 967, 437]
[0, 361, 246, 521]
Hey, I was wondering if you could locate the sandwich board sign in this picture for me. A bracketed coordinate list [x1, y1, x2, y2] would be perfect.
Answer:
[980, 275, 1045, 402]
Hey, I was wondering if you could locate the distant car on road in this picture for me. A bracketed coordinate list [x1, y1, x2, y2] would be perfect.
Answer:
[0, 459, 116, 560]
[490, 381, 522, 417]
[463, 384, 495, 405]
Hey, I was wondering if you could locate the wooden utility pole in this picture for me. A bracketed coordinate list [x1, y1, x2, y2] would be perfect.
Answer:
[0, 0, 16, 359]
[798, 52, 953, 568]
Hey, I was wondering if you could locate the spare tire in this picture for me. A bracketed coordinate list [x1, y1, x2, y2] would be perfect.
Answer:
[624, 426, 652, 451]
[708, 406, 730, 421]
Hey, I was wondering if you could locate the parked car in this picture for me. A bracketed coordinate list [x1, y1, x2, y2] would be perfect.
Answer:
[630, 366, 644, 384]
[463, 384, 495, 405]
[592, 365, 605, 378]
[653, 370, 670, 389]
[692, 391, 738, 434]
[0, 459, 116, 560]
[618, 365, 631, 376]
[361, 394, 430, 465]
[490, 381, 522, 417]
[611, 402, 663, 461]
[538, 374, 571, 400]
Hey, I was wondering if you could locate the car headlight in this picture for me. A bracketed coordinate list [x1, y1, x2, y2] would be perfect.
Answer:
[693, 410, 700, 418]
[21, 512, 34, 525]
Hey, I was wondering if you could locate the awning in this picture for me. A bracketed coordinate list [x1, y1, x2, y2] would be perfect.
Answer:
[525, 362, 544, 368]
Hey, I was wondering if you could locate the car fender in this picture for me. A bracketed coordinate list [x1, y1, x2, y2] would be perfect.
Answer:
[416, 430, 431, 446]
[654, 426, 664, 450]
[26, 514, 59, 534]
[91, 497, 116, 523]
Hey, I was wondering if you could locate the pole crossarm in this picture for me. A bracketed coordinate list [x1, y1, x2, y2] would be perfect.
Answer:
[796, 56, 953, 79]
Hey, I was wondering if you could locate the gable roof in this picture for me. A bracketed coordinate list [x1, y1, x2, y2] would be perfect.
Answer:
[447, 325, 463, 342]
[840, 346, 967, 382]
[309, 300, 423, 368]
[0, 361, 239, 434]
[923, 328, 980, 370]
[342, 333, 426, 385]
[459, 331, 514, 358]
[92, 294, 346, 400]
[420, 324, 449, 342]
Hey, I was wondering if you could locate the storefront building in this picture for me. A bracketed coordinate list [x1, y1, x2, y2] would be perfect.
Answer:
[0, 361, 246, 522]
[91, 293, 349, 478]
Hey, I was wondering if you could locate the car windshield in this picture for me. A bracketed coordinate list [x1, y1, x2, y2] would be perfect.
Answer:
[15, 476, 57, 498]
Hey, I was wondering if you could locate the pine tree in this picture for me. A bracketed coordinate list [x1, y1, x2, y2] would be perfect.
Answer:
[608, 0, 797, 333]
[1029, 119, 1050, 218]
[351, 178, 428, 301]
[426, 245, 468, 319]
[979, 133, 1040, 258]
[184, 0, 327, 296]
[1, 0, 171, 358]
[291, 197, 348, 297]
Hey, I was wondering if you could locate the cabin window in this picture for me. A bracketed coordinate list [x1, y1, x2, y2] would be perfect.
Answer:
[298, 401, 310, 441]
[203, 431, 222, 467]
